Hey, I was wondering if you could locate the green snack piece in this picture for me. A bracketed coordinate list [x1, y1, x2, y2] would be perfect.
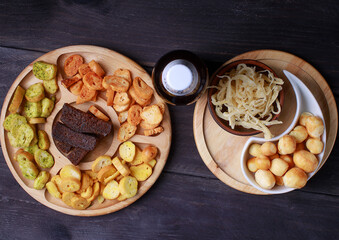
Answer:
[3, 113, 27, 136]
[43, 78, 59, 94]
[34, 149, 54, 168]
[34, 171, 50, 190]
[25, 83, 45, 102]
[50, 96, 56, 102]
[40, 98, 55, 118]
[7, 132, 20, 148]
[16, 123, 35, 148]
[24, 101, 42, 118]
[24, 144, 40, 155]
[18, 159, 39, 180]
[33, 61, 57, 81]
[38, 130, 50, 150]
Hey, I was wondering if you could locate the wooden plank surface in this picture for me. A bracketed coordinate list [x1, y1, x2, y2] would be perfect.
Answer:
[0, 0, 338, 239]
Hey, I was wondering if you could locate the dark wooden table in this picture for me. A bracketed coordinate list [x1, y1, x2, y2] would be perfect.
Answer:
[1, 1, 338, 239]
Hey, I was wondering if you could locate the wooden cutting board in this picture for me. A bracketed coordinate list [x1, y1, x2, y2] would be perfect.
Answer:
[0, 45, 172, 216]
[193, 49, 338, 195]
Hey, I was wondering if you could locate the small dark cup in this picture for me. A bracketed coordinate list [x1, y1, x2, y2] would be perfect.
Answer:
[207, 59, 284, 136]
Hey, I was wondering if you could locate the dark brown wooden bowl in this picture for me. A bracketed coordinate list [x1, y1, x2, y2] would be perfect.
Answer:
[207, 59, 284, 136]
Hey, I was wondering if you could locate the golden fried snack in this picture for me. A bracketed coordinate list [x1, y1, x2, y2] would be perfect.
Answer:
[255, 170, 276, 190]
[306, 138, 324, 154]
[92, 155, 112, 173]
[51, 175, 65, 193]
[103, 172, 120, 184]
[130, 147, 143, 166]
[293, 150, 318, 173]
[64, 55, 84, 77]
[62, 192, 76, 207]
[275, 175, 284, 186]
[269, 153, 279, 160]
[61, 74, 81, 88]
[114, 92, 130, 106]
[129, 86, 152, 107]
[76, 85, 97, 104]
[71, 196, 91, 210]
[15, 150, 34, 163]
[141, 145, 158, 163]
[139, 120, 159, 130]
[289, 125, 308, 143]
[89, 105, 109, 121]
[59, 177, 81, 192]
[118, 111, 128, 124]
[133, 77, 153, 100]
[9, 85, 25, 114]
[280, 154, 294, 168]
[114, 68, 132, 83]
[148, 159, 157, 168]
[104, 76, 130, 92]
[144, 126, 164, 136]
[60, 165, 82, 181]
[83, 72, 104, 91]
[247, 157, 258, 172]
[106, 88, 115, 106]
[278, 135, 296, 155]
[249, 144, 262, 157]
[112, 157, 131, 176]
[78, 63, 92, 78]
[88, 60, 105, 77]
[102, 180, 120, 200]
[80, 173, 92, 192]
[119, 176, 138, 198]
[97, 165, 117, 183]
[46, 182, 61, 199]
[81, 186, 93, 199]
[270, 158, 289, 176]
[118, 122, 137, 142]
[283, 168, 307, 189]
[119, 141, 136, 162]
[128, 105, 143, 126]
[141, 105, 163, 125]
[69, 80, 84, 96]
[305, 116, 324, 138]
[87, 181, 100, 202]
[28, 117, 45, 124]
[299, 112, 313, 126]
[255, 156, 271, 170]
[113, 103, 130, 113]
[295, 142, 305, 151]
[260, 142, 277, 156]
[157, 103, 165, 115]
[130, 164, 153, 181]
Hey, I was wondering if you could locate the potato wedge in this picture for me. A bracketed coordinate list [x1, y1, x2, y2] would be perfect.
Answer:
[118, 122, 137, 142]
[114, 68, 132, 83]
[130, 147, 143, 166]
[46, 182, 62, 199]
[60, 164, 81, 181]
[119, 141, 136, 162]
[25, 83, 45, 102]
[97, 165, 117, 183]
[71, 196, 90, 210]
[69, 80, 84, 96]
[127, 105, 142, 126]
[130, 164, 152, 181]
[118, 111, 128, 124]
[59, 177, 81, 193]
[112, 157, 131, 176]
[38, 130, 50, 150]
[91, 155, 112, 173]
[141, 145, 158, 163]
[106, 88, 115, 106]
[88, 105, 109, 121]
[88, 60, 105, 77]
[41, 97, 55, 118]
[76, 85, 97, 104]
[144, 126, 164, 136]
[148, 159, 157, 168]
[28, 117, 46, 124]
[141, 105, 163, 125]
[133, 77, 153, 100]
[62, 192, 76, 207]
[24, 101, 42, 119]
[61, 74, 82, 88]
[43, 78, 59, 94]
[78, 63, 92, 78]
[8, 85, 25, 114]
[102, 180, 119, 200]
[33, 61, 57, 81]
[64, 54, 84, 77]
[119, 176, 138, 199]
[83, 72, 104, 91]
[34, 171, 50, 190]
[114, 92, 130, 106]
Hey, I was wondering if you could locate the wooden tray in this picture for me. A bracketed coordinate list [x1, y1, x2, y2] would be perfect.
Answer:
[0, 45, 172, 215]
[193, 49, 338, 195]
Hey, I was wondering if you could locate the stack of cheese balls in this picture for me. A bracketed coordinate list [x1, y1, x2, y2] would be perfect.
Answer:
[247, 112, 324, 190]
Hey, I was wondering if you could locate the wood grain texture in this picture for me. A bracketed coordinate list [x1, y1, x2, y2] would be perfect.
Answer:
[0, 0, 339, 239]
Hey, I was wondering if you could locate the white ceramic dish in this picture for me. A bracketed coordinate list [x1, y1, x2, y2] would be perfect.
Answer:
[240, 70, 327, 194]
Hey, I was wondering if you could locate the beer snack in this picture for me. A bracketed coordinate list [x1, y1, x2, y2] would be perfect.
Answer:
[8, 86, 25, 114]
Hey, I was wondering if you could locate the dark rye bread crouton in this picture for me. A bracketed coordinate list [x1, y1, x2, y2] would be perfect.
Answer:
[54, 140, 72, 154]
[67, 147, 89, 165]
[52, 122, 97, 151]
[60, 103, 112, 137]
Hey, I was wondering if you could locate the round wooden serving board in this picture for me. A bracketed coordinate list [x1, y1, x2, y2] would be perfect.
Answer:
[193, 49, 338, 195]
[0, 45, 172, 216]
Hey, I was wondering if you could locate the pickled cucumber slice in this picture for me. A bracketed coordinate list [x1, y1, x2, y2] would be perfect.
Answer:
[34, 149, 54, 168]
[40, 98, 55, 117]
[33, 61, 57, 81]
[24, 101, 42, 118]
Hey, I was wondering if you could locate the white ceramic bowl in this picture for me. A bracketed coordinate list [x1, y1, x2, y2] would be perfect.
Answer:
[240, 70, 327, 194]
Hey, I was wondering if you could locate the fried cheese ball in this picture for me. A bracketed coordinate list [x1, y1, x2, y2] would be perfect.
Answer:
[289, 125, 308, 143]
[255, 170, 276, 189]
[299, 112, 313, 126]
[249, 143, 262, 157]
[305, 116, 324, 138]
[280, 154, 294, 168]
[275, 175, 284, 186]
[283, 168, 307, 189]
[247, 157, 258, 172]
[260, 142, 277, 156]
[295, 142, 305, 152]
[293, 150, 318, 173]
[306, 138, 324, 154]
[255, 156, 271, 170]
[278, 135, 296, 155]
[270, 158, 289, 176]
[269, 153, 280, 160]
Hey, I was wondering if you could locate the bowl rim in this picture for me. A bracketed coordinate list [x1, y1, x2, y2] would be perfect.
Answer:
[207, 59, 285, 136]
